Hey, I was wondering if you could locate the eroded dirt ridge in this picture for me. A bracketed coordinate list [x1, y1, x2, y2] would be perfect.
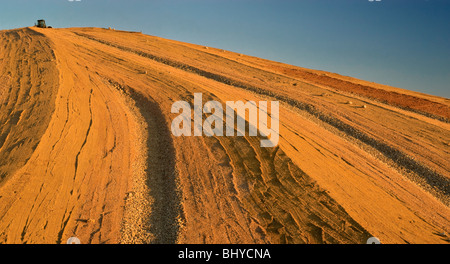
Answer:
[0, 28, 58, 185]
[0, 27, 448, 244]
[74, 30, 450, 203]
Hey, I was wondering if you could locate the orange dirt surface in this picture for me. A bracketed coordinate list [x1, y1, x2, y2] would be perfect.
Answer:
[263, 66, 450, 121]
[0, 27, 448, 244]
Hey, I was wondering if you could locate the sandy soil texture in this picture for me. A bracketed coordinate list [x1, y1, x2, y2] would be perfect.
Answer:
[0, 27, 448, 244]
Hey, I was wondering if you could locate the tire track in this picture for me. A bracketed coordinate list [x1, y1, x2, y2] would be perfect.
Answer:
[105, 79, 182, 244]
[73, 31, 449, 204]
[170, 89, 371, 243]
[213, 132, 372, 243]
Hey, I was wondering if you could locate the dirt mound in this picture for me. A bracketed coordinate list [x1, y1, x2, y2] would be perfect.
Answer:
[0, 27, 448, 244]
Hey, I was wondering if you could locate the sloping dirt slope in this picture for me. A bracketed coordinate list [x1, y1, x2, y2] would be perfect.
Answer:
[0, 27, 448, 244]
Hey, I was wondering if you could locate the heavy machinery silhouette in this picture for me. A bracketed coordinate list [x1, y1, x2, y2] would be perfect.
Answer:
[35, 19, 52, 28]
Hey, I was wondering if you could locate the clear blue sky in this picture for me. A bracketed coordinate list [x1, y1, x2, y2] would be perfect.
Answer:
[1, 0, 449, 98]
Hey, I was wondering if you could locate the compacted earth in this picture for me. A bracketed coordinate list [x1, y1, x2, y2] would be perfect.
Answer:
[0, 27, 448, 244]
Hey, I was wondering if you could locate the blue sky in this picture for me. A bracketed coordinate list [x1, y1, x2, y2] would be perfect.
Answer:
[1, 0, 449, 98]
